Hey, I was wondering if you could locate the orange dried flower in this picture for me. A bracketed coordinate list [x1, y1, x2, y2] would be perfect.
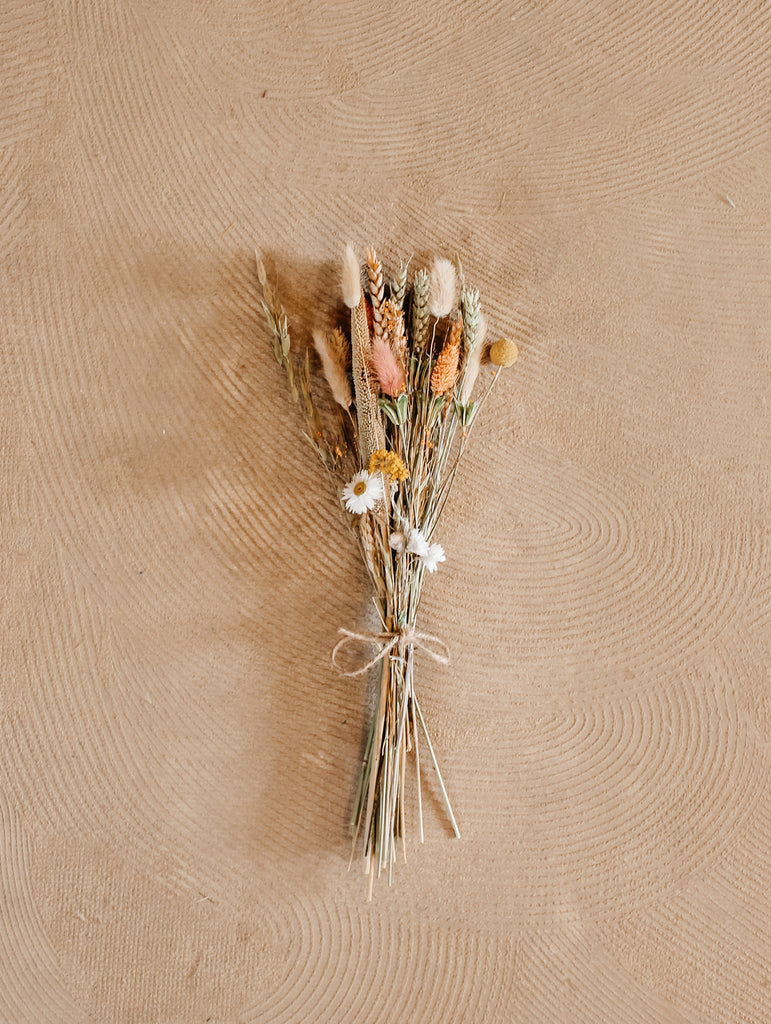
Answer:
[382, 299, 408, 365]
[430, 315, 462, 394]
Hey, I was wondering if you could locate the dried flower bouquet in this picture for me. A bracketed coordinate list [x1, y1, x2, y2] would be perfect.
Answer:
[256, 246, 518, 893]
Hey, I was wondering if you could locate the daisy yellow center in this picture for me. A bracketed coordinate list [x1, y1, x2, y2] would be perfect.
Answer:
[353, 481, 368, 496]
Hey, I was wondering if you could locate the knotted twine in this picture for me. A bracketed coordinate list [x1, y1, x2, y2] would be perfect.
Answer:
[331, 626, 450, 677]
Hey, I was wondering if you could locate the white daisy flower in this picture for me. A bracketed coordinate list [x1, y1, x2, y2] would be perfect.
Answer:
[406, 528, 429, 559]
[421, 542, 446, 573]
[342, 470, 383, 514]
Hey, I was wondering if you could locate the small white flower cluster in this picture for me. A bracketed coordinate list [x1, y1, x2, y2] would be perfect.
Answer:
[342, 473, 446, 573]
[389, 519, 445, 574]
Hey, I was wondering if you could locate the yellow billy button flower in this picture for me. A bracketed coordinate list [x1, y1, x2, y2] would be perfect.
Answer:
[489, 338, 519, 368]
[368, 449, 409, 483]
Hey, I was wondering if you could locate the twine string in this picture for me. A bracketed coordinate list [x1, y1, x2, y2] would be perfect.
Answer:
[331, 626, 450, 677]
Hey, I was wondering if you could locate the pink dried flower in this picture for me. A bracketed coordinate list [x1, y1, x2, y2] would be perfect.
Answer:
[370, 337, 405, 397]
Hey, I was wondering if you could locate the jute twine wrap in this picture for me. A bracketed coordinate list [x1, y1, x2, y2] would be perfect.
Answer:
[331, 627, 450, 677]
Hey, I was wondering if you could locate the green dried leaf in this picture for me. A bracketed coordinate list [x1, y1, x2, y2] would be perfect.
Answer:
[427, 394, 445, 427]
[378, 397, 400, 426]
[395, 392, 409, 425]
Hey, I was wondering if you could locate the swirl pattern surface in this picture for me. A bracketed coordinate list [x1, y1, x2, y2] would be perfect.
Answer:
[1, 0, 769, 1021]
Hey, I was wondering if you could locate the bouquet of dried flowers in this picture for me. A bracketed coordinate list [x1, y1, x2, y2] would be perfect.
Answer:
[256, 245, 519, 893]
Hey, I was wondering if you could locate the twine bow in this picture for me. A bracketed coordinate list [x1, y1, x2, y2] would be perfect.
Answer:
[331, 626, 451, 677]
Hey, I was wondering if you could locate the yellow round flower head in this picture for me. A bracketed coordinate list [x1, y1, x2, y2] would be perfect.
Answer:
[489, 338, 519, 368]
[368, 448, 409, 483]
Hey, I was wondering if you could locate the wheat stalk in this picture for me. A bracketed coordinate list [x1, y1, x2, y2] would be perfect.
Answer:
[391, 262, 409, 310]
[461, 288, 480, 356]
[366, 248, 386, 344]
[411, 268, 430, 351]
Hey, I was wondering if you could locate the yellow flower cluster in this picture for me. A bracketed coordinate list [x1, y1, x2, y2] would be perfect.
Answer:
[368, 448, 408, 483]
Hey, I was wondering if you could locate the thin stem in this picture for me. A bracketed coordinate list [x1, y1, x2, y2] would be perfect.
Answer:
[414, 695, 461, 839]
[408, 649, 424, 844]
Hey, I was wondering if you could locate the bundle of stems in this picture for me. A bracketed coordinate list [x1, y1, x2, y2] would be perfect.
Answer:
[256, 246, 519, 894]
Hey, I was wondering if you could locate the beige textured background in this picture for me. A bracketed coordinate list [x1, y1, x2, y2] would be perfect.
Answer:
[2, 1, 770, 1021]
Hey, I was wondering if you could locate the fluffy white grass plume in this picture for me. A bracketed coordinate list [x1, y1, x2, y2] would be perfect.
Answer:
[460, 312, 488, 403]
[313, 327, 352, 408]
[477, 310, 488, 349]
[342, 244, 362, 308]
[428, 257, 458, 318]
[370, 337, 405, 397]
